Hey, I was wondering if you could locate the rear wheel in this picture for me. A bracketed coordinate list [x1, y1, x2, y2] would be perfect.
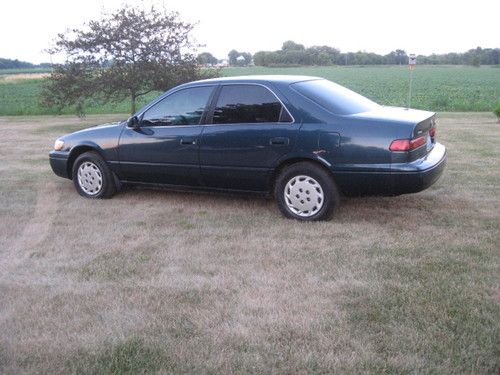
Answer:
[72, 151, 116, 199]
[274, 162, 339, 221]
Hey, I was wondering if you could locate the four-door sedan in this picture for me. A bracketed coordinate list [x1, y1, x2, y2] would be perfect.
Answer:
[49, 75, 446, 221]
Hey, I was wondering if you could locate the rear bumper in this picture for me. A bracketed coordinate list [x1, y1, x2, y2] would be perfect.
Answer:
[332, 143, 446, 196]
[49, 150, 70, 179]
[391, 142, 446, 194]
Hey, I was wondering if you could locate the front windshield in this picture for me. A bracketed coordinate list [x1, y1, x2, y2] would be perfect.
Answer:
[290, 79, 380, 115]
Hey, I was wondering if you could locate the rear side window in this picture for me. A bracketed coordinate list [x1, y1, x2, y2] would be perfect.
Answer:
[290, 79, 380, 115]
[212, 85, 292, 124]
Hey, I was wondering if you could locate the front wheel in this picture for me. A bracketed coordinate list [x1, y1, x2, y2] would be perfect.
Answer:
[72, 151, 116, 199]
[274, 162, 340, 221]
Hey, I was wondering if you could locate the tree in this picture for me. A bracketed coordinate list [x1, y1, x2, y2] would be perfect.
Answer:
[252, 51, 268, 66]
[40, 62, 97, 117]
[395, 49, 407, 65]
[386, 49, 407, 65]
[228, 50, 251, 66]
[281, 40, 305, 51]
[41, 5, 218, 115]
[228, 50, 240, 66]
[240, 52, 252, 66]
[308, 45, 340, 64]
[196, 52, 218, 66]
[468, 47, 482, 67]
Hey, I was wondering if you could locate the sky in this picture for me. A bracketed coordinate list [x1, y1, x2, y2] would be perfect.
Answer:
[1, 0, 498, 64]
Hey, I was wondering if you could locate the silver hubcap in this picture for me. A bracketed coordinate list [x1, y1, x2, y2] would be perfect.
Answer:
[284, 175, 324, 217]
[77, 161, 103, 195]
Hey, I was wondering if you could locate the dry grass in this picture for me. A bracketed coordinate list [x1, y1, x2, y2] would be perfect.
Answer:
[0, 113, 498, 374]
[0, 73, 50, 82]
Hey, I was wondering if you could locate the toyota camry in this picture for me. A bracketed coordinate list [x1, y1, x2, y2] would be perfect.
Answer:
[49, 75, 446, 221]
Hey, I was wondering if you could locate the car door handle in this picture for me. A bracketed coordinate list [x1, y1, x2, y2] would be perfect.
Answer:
[270, 137, 289, 146]
[180, 138, 197, 145]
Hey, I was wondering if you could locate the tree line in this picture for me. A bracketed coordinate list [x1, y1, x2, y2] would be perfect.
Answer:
[220, 41, 500, 67]
[0, 58, 50, 70]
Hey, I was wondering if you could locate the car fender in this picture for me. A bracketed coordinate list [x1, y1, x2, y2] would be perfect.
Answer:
[66, 140, 120, 178]
[68, 140, 106, 159]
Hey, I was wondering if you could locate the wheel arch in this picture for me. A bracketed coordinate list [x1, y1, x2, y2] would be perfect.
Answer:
[67, 143, 106, 179]
[270, 155, 335, 192]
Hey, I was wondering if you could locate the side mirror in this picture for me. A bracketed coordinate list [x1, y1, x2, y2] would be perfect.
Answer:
[127, 116, 140, 129]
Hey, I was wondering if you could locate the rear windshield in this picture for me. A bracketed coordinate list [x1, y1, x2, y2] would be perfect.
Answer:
[290, 79, 380, 115]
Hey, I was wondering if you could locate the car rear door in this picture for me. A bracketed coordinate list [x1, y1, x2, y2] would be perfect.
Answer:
[199, 84, 298, 191]
[118, 85, 215, 186]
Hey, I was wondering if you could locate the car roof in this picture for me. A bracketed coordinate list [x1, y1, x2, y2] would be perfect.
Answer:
[183, 75, 322, 86]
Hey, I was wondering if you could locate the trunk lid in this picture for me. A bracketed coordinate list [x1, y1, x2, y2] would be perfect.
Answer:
[353, 106, 437, 161]
[354, 106, 435, 135]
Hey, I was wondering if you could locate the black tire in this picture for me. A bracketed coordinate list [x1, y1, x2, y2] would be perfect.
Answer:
[72, 151, 116, 199]
[274, 162, 340, 221]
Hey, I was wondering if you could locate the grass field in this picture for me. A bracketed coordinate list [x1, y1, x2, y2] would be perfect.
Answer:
[0, 113, 498, 373]
[0, 65, 499, 115]
[0, 77, 159, 116]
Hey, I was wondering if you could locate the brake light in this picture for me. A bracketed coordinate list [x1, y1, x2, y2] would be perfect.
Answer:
[410, 136, 426, 149]
[429, 127, 436, 138]
[389, 139, 410, 151]
[389, 135, 426, 151]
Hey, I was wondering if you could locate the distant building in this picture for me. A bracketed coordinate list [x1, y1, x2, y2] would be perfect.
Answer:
[216, 59, 229, 67]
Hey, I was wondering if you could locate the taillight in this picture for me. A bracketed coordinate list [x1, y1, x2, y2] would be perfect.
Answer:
[429, 127, 436, 138]
[410, 136, 426, 149]
[389, 139, 410, 151]
[389, 136, 426, 152]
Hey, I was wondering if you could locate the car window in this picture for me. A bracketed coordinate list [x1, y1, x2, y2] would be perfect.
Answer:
[290, 79, 380, 115]
[141, 86, 214, 126]
[212, 84, 292, 124]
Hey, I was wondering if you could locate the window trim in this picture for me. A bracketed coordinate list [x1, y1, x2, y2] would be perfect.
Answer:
[137, 85, 217, 128]
[207, 82, 295, 125]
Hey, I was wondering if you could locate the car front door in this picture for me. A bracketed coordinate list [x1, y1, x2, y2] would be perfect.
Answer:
[199, 84, 298, 191]
[118, 85, 215, 186]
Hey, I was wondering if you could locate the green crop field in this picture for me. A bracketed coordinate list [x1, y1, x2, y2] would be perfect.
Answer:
[0, 65, 498, 116]
[0, 77, 159, 116]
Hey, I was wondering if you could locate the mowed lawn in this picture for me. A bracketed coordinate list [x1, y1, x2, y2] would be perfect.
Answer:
[0, 113, 498, 374]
